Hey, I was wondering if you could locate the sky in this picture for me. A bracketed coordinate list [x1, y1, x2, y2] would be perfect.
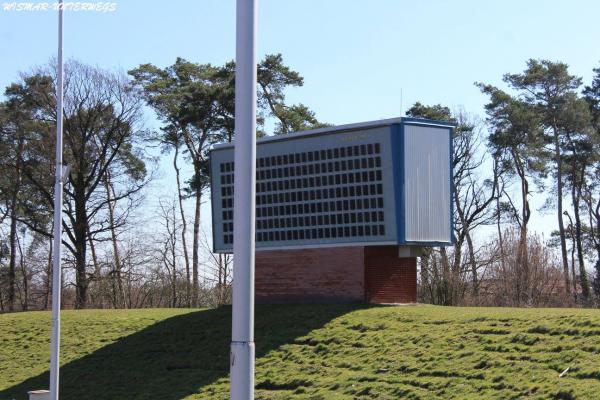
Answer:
[1, 0, 600, 241]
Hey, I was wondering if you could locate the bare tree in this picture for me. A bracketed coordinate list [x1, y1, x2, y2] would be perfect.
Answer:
[11, 60, 150, 308]
[478, 229, 571, 307]
[155, 198, 181, 308]
[451, 111, 499, 299]
[201, 227, 232, 306]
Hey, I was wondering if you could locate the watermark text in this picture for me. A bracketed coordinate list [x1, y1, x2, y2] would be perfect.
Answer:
[2, 2, 117, 12]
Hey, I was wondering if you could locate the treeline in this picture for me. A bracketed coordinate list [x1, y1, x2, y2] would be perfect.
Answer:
[0, 57, 599, 311]
[418, 60, 600, 307]
[0, 55, 325, 311]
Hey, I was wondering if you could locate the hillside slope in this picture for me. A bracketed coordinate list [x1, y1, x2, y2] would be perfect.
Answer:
[1, 305, 599, 399]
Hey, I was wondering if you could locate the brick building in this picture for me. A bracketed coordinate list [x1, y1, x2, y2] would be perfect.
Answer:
[255, 246, 417, 304]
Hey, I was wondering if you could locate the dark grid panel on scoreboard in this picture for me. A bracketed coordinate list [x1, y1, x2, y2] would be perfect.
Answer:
[218, 142, 386, 246]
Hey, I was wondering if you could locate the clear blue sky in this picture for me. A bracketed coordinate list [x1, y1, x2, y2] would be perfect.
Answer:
[2, 0, 599, 121]
[1, 0, 599, 239]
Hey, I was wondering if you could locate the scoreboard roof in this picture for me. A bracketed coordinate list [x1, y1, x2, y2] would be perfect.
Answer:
[212, 117, 455, 150]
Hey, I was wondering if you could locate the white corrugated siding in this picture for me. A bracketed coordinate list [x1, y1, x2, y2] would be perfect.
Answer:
[403, 125, 451, 243]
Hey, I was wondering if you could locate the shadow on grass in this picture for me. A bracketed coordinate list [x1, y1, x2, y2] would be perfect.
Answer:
[1, 304, 364, 400]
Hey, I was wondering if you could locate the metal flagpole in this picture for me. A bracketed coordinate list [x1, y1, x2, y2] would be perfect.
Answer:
[230, 0, 257, 398]
[49, 1, 64, 399]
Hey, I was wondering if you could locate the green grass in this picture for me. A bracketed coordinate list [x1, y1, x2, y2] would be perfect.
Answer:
[1, 305, 600, 399]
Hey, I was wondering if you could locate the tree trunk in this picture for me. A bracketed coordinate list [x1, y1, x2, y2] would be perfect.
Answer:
[512, 150, 530, 305]
[494, 168, 508, 301]
[218, 253, 223, 306]
[8, 198, 17, 312]
[451, 185, 466, 304]
[570, 227, 577, 299]
[554, 132, 571, 296]
[593, 199, 600, 299]
[103, 169, 125, 308]
[74, 182, 89, 309]
[7, 137, 25, 312]
[518, 177, 529, 305]
[17, 235, 28, 311]
[44, 236, 52, 310]
[173, 145, 191, 307]
[87, 222, 106, 307]
[420, 248, 431, 303]
[594, 255, 600, 299]
[192, 190, 201, 307]
[439, 247, 452, 305]
[466, 232, 478, 299]
[572, 170, 590, 301]
[171, 232, 178, 308]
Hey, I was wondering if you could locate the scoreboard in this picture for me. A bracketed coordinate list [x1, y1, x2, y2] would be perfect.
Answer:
[210, 117, 454, 253]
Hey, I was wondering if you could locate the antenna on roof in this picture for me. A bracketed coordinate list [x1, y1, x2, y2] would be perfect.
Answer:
[400, 88, 404, 117]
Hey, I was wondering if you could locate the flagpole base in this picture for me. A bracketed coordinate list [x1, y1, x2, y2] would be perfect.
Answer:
[230, 341, 255, 400]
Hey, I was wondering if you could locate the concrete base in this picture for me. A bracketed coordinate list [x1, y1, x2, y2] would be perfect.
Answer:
[398, 245, 424, 257]
[255, 245, 417, 304]
[28, 390, 49, 400]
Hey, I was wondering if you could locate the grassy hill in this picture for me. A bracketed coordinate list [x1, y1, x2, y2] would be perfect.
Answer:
[1, 305, 600, 399]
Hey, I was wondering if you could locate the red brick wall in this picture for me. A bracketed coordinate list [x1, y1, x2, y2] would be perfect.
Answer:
[255, 247, 365, 303]
[365, 247, 417, 304]
[254, 246, 417, 304]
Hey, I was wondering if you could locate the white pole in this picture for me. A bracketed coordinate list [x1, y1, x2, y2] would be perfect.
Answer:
[49, 1, 64, 399]
[230, 0, 257, 399]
